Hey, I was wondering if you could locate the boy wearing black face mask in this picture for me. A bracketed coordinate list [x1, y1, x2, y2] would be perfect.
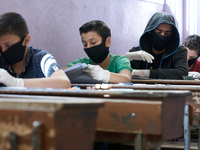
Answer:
[0, 12, 71, 88]
[126, 12, 188, 79]
[183, 34, 200, 79]
[66, 20, 132, 83]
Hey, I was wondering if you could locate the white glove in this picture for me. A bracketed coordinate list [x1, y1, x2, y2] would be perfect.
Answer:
[83, 65, 110, 83]
[0, 68, 24, 87]
[132, 69, 150, 78]
[188, 71, 200, 79]
[126, 50, 154, 63]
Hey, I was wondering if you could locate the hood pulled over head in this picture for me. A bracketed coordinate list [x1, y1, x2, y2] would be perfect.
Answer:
[139, 12, 180, 55]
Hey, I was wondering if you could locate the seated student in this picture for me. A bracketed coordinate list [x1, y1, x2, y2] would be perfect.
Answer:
[0, 12, 71, 88]
[67, 20, 132, 83]
[126, 12, 188, 79]
[183, 34, 200, 79]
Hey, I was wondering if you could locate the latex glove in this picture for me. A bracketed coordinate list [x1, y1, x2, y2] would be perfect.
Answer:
[132, 69, 150, 78]
[0, 68, 24, 87]
[83, 65, 110, 83]
[188, 71, 200, 79]
[126, 51, 154, 63]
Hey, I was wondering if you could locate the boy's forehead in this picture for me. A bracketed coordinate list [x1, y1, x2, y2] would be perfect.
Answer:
[0, 34, 20, 42]
[156, 23, 173, 31]
[81, 31, 102, 41]
[187, 47, 198, 56]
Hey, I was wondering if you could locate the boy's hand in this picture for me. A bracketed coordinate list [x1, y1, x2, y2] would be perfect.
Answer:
[126, 51, 154, 63]
[83, 65, 110, 83]
[0, 68, 24, 87]
[188, 71, 200, 79]
[132, 69, 150, 78]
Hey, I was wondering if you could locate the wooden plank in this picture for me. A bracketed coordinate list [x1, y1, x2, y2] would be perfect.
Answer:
[106, 142, 198, 150]
[161, 141, 198, 149]
[95, 96, 185, 142]
[0, 87, 191, 98]
[96, 100, 162, 134]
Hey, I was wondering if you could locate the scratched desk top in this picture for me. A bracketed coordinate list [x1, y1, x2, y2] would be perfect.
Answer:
[72, 83, 200, 91]
[0, 87, 191, 98]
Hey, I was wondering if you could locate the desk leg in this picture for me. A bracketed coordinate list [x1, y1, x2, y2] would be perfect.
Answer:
[135, 133, 143, 150]
[134, 133, 160, 150]
[184, 105, 190, 150]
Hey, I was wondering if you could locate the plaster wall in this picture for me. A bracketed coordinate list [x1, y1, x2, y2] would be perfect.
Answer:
[0, 0, 163, 68]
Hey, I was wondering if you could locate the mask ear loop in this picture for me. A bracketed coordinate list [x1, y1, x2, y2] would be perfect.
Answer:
[21, 35, 28, 42]
[20, 35, 29, 47]
[103, 36, 110, 50]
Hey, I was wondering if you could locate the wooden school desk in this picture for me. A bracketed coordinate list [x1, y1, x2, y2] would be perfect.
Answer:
[72, 83, 200, 150]
[0, 87, 191, 150]
[0, 94, 103, 150]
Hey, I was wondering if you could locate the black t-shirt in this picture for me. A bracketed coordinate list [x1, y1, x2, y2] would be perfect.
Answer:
[149, 48, 163, 69]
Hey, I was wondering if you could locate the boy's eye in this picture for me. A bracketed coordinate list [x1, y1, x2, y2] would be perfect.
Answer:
[190, 57, 197, 59]
[5, 44, 11, 48]
[155, 31, 162, 35]
[165, 32, 172, 36]
[4, 45, 12, 50]
[82, 42, 87, 47]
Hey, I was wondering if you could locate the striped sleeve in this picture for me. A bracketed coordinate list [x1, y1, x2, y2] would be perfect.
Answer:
[40, 54, 60, 77]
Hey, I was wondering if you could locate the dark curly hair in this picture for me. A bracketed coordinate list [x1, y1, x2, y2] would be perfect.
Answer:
[79, 20, 111, 41]
[183, 34, 200, 55]
[0, 12, 29, 40]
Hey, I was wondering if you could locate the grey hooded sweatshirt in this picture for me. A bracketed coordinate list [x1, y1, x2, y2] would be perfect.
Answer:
[129, 12, 188, 79]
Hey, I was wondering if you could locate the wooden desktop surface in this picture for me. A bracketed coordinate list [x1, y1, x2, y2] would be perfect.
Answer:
[0, 87, 190, 98]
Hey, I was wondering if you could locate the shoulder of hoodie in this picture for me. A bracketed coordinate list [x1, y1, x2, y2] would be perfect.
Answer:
[170, 45, 187, 59]
[176, 45, 187, 53]
[129, 46, 140, 52]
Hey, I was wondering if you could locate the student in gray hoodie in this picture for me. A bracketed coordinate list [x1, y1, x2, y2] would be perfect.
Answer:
[126, 12, 188, 79]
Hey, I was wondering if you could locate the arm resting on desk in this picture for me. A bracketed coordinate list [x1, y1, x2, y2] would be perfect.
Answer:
[23, 70, 71, 89]
[109, 69, 132, 83]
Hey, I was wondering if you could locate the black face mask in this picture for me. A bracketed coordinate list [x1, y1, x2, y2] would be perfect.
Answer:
[188, 57, 198, 67]
[84, 41, 109, 63]
[1, 40, 26, 65]
[149, 30, 171, 51]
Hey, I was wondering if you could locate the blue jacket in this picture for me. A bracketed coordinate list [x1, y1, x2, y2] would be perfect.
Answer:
[0, 46, 61, 78]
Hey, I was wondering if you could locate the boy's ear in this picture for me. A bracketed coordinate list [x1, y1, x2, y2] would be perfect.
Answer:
[105, 36, 111, 47]
[22, 34, 31, 46]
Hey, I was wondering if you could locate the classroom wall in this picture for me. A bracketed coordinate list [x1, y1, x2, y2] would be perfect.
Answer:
[197, 0, 200, 35]
[164, 0, 200, 43]
[0, 0, 163, 68]
[163, 0, 183, 43]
